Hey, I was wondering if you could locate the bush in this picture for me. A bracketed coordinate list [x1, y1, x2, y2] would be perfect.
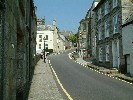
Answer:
[45, 49, 53, 54]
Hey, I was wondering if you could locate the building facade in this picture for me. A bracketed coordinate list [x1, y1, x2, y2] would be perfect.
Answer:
[90, 0, 100, 58]
[93, 0, 132, 69]
[36, 19, 58, 53]
[122, 1, 133, 75]
[78, 19, 89, 57]
[0, 0, 37, 99]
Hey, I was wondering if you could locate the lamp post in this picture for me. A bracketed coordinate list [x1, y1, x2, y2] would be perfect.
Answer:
[43, 37, 46, 63]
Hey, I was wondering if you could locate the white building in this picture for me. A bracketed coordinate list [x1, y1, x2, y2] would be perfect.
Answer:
[122, 14, 133, 76]
[36, 30, 54, 51]
[36, 19, 56, 54]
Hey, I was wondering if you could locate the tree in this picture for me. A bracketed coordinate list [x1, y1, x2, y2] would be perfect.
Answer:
[68, 33, 79, 43]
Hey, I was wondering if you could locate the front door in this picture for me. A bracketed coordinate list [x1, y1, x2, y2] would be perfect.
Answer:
[112, 39, 120, 68]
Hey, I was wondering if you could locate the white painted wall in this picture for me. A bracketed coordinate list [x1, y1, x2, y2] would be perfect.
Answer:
[36, 30, 54, 53]
[122, 24, 133, 55]
[122, 24, 133, 75]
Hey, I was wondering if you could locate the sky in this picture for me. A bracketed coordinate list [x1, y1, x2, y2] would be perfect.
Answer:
[34, 0, 93, 33]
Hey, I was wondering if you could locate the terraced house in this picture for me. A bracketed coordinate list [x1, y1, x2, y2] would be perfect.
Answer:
[93, 0, 132, 69]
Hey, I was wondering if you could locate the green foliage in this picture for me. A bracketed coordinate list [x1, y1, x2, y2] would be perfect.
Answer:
[68, 33, 78, 42]
[45, 49, 53, 54]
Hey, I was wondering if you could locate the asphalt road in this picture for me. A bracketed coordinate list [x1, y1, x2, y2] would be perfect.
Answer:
[48, 50, 133, 100]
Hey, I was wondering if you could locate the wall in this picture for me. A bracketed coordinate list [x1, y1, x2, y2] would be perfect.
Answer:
[0, 0, 37, 99]
[122, 23, 133, 75]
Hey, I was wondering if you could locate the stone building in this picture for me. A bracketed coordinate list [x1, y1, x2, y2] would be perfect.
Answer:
[57, 33, 67, 53]
[90, 0, 100, 58]
[78, 18, 89, 58]
[78, 0, 100, 58]
[0, 0, 37, 99]
[36, 19, 58, 53]
[93, 0, 132, 69]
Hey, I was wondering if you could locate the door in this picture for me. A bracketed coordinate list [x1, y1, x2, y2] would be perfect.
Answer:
[112, 39, 120, 68]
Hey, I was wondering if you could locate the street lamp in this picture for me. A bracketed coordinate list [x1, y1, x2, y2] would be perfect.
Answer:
[43, 37, 46, 63]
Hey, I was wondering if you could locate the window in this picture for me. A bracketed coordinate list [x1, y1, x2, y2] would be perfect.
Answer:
[98, 8, 102, 20]
[39, 38, 42, 42]
[39, 35, 42, 38]
[45, 44, 48, 49]
[105, 20, 109, 37]
[113, 0, 118, 8]
[39, 35, 42, 42]
[105, 1, 109, 15]
[45, 35, 48, 40]
[45, 44, 48, 46]
[113, 14, 118, 34]
[98, 25, 102, 40]
[99, 47, 103, 61]
[83, 23, 86, 31]
[39, 44, 41, 49]
[106, 45, 110, 61]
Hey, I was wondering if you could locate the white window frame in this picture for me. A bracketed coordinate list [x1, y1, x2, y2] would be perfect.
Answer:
[106, 45, 110, 61]
[39, 38, 42, 42]
[113, 14, 118, 34]
[105, 1, 109, 15]
[105, 20, 109, 37]
[98, 25, 102, 40]
[45, 35, 48, 40]
[39, 44, 41, 49]
[99, 47, 103, 62]
[113, 0, 118, 8]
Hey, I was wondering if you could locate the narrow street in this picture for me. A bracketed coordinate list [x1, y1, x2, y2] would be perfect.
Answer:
[48, 50, 133, 100]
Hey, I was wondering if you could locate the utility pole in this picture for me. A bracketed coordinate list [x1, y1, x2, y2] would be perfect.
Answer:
[43, 37, 46, 63]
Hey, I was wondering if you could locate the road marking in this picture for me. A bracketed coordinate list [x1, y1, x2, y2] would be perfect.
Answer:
[49, 62, 73, 100]
[68, 54, 133, 85]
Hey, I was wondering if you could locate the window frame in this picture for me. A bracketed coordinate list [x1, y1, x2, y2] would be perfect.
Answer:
[98, 8, 102, 20]
[99, 47, 103, 62]
[39, 44, 41, 49]
[45, 35, 48, 40]
[105, 19, 109, 37]
[106, 45, 110, 61]
[113, 14, 118, 34]
[105, 1, 109, 15]
[98, 24, 102, 40]
[113, 0, 118, 8]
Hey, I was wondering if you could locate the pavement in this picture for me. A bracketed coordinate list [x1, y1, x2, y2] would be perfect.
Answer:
[28, 50, 133, 100]
[28, 59, 64, 100]
[73, 55, 133, 84]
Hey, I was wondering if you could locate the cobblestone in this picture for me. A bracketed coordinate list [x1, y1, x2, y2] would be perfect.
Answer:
[28, 59, 64, 100]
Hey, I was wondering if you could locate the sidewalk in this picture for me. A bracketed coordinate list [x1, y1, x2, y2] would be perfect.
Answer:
[75, 57, 133, 84]
[28, 59, 64, 100]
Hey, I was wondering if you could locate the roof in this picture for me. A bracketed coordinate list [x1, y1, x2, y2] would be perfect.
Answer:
[122, 14, 133, 27]
[37, 25, 55, 31]
[93, 0, 105, 11]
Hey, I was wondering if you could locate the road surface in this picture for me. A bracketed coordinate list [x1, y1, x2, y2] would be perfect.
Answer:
[48, 50, 133, 100]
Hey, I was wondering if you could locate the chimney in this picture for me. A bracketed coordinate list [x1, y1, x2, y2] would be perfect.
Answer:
[52, 19, 56, 26]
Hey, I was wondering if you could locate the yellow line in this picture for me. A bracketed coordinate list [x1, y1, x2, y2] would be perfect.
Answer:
[50, 64, 73, 100]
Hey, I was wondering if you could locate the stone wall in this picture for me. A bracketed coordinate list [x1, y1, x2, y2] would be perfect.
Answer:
[0, 0, 37, 99]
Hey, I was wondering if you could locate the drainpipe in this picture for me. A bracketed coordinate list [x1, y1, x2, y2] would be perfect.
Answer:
[1, 0, 6, 99]
[29, 0, 32, 81]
